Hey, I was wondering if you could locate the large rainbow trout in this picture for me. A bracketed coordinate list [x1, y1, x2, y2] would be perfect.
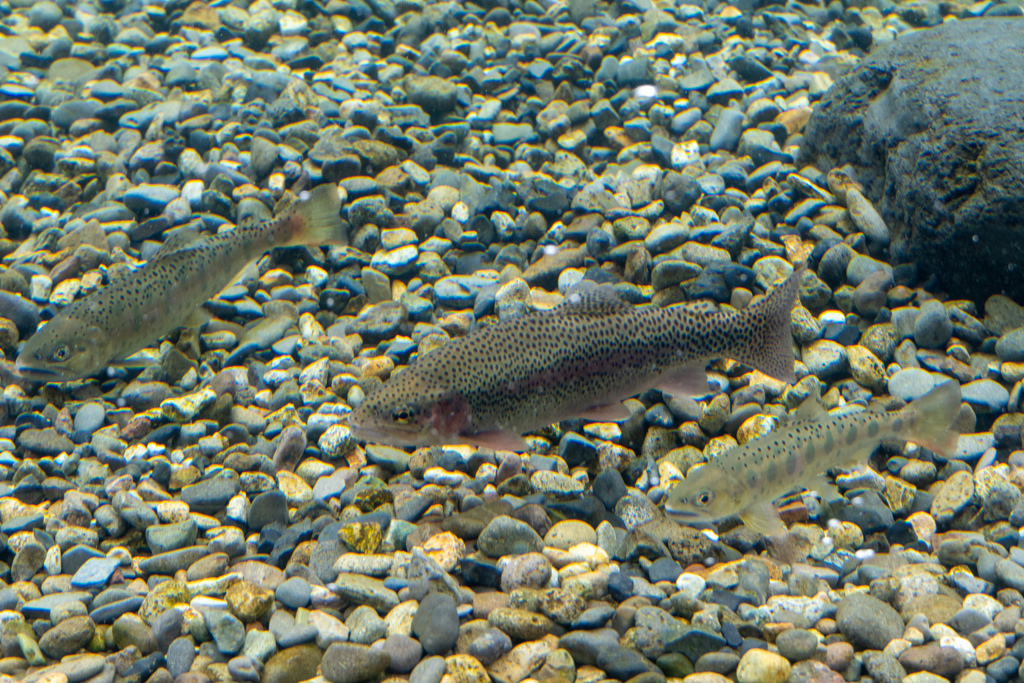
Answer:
[349, 266, 803, 451]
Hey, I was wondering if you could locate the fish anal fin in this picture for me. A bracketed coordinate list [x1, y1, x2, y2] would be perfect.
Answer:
[655, 364, 709, 397]
[578, 403, 632, 422]
[740, 501, 786, 537]
[462, 430, 529, 452]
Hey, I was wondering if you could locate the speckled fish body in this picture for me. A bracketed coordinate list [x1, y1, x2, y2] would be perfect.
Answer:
[664, 380, 962, 534]
[16, 185, 344, 382]
[349, 266, 804, 451]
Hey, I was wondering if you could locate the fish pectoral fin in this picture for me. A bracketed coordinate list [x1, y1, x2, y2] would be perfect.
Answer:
[655, 364, 709, 397]
[462, 430, 529, 452]
[740, 501, 786, 537]
[578, 403, 632, 422]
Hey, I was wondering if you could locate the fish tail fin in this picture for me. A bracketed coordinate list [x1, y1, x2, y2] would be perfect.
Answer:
[279, 184, 347, 247]
[730, 263, 805, 383]
[905, 380, 962, 456]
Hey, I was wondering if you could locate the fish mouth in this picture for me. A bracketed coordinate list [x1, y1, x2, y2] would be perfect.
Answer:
[663, 506, 703, 523]
[13, 361, 65, 382]
[347, 416, 427, 448]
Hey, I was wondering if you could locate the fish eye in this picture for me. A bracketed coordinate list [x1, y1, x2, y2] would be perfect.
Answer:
[50, 346, 71, 362]
[696, 491, 714, 506]
[391, 405, 419, 424]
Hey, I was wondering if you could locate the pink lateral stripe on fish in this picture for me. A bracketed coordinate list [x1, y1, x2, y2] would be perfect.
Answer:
[664, 380, 962, 536]
[349, 264, 806, 452]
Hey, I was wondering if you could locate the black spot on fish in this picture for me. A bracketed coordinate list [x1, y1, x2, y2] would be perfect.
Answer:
[786, 451, 797, 475]
[748, 472, 757, 488]
[804, 441, 815, 463]
[868, 420, 879, 437]
[766, 461, 778, 482]
[846, 425, 857, 445]
[893, 417, 904, 433]
[824, 431, 834, 454]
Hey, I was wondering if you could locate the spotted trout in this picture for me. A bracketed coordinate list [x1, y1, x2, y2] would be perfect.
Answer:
[16, 184, 345, 382]
[349, 265, 804, 451]
[664, 380, 962, 535]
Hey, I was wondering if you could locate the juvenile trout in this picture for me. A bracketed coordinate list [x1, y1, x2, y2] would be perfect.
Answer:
[16, 185, 344, 382]
[664, 381, 962, 535]
[349, 265, 804, 451]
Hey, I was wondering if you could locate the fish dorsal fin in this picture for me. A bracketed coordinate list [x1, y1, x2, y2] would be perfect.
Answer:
[791, 395, 827, 423]
[556, 283, 631, 317]
[151, 227, 203, 261]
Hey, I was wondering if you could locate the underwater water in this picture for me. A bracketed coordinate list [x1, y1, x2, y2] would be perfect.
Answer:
[0, 0, 1023, 680]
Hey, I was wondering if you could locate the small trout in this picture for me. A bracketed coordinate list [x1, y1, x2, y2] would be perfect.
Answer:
[16, 185, 344, 382]
[664, 381, 962, 535]
[349, 265, 804, 451]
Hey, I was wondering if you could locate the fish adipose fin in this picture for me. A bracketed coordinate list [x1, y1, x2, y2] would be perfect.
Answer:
[731, 263, 805, 384]
[790, 394, 826, 423]
[904, 380, 962, 457]
[578, 402, 632, 422]
[280, 184, 347, 247]
[655, 364, 710, 397]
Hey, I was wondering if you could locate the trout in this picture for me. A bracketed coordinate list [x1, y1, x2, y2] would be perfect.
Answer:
[349, 265, 804, 451]
[16, 184, 344, 382]
[664, 381, 962, 535]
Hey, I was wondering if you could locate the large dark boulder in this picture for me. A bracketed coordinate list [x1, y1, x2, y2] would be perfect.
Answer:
[801, 18, 1024, 302]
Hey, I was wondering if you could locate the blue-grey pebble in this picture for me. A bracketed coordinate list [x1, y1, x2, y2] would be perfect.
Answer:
[477, 516, 544, 557]
[228, 655, 261, 682]
[572, 604, 615, 629]
[384, 633, 423, 673]
[146, 518, 198, 555]
[962, 379, 1009, 413]
[206, 610, 245, 655]
[276, 577, 311, 609]
[166, 636, 195, 678]
[467, 628, 512, 666]
[913, 299, 953, 349]
[709, 108, 745, 152]
[70, 557, 120, 590]
[73, 403, 105, 433]
[28, 0, 62, 29]
[411, 593, 458, 655]
[996, 328, 1024, 362]
[278, 624, 319, 648]
[90, 597, 144, 624]
[409, 655, 446, 683]
[887, 368, 936, 401]
[180, 478, 240, 515]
